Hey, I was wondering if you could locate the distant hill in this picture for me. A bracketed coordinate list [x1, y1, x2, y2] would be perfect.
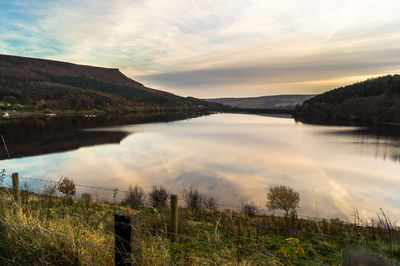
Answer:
[0, 54, 225, 113]
[206, 94, 315, 110]
[293, 75, 400, 124]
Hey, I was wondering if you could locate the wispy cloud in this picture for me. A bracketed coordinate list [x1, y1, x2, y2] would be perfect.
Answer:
[1, 0, 400, 96]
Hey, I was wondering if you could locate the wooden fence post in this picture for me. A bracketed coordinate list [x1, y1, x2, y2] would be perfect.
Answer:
[170, 194, 178, 242]
[114, 210, 142, 266]
[341, 249, 349, 266]
[12, 172, 20, 202]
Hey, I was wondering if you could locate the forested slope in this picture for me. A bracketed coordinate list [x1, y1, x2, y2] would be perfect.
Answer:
[293, 75, 400, 124]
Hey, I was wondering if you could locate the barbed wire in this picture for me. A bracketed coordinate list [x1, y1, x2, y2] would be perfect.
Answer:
[4, 174, 396, 246]
[140, 226, 329, 265]
[217, 216, 367, 242]
[3, 190, 392, 245]
[0, 218, 115, 253]
[178, 211, 383, 245]
[0, 204, 332, 265]
[0, 198, 113, 224]
[0, 193, 385, 245]
[19, 176, 130, 193]
[178, 199, 376, 228]
[0, 196, 344, 260]
[155, 221, 341, 257]
[1, 194, 395, 264]
[15, 175, 386, 230]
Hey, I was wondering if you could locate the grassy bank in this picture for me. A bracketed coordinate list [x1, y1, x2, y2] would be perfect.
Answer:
[0, 187, 398, 266]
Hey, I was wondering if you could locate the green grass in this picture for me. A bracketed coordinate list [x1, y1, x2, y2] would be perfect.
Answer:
[0, 190, 398, 265]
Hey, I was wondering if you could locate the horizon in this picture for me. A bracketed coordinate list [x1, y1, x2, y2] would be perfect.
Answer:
[1, 1, 400, 98]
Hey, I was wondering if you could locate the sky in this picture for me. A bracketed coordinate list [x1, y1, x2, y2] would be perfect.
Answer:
[1, 0, 400, 98]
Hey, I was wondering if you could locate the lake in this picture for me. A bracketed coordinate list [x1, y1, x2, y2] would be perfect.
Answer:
[1, 112, 399, 223]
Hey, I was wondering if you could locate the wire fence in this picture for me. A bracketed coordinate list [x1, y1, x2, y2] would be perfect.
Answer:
[0, 173, 398, 265]
[0, 197, 339, 265]
[4, 174, 399, 235]
[14, 175, 383, 226]
[0, 200, 330, 265]
[7, 174, 398, 238]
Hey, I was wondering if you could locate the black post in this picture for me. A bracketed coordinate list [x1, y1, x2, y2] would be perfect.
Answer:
[170, 194, 178, 242]
[114, 211, 141, 266]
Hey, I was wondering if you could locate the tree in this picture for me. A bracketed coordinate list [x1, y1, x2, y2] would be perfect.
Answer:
[57, 177, 76, 196]
[57, 177, 76, 205]
[266, 185, 300, 214]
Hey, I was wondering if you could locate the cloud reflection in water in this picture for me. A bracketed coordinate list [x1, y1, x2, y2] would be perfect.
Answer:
[4, 113, 400, 222]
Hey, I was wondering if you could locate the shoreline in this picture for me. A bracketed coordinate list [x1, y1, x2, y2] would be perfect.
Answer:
[0, 108, 293, 120]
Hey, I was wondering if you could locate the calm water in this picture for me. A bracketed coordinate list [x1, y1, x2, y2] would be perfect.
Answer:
[2, 113, 400, 222]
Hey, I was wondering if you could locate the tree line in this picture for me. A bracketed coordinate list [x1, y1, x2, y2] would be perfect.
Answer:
[293, 75, 400, 125]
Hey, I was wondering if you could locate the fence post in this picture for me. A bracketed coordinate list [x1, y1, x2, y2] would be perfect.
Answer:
[114, 210, 142, 266]
[170, 194, 178, 242]
[341, 249, 349, 266]
[12, 172, 20, 202]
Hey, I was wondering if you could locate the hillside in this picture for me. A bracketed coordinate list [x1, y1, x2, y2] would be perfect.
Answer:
[0, 54, 225, 113]
[293, 75, 400, 125]
[206, 94, 314, 109]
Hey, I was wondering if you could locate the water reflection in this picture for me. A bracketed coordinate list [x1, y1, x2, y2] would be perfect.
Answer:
[1, 113, 400, 222]
[318, 126, 400, 163]
[0, 112, 208, 160]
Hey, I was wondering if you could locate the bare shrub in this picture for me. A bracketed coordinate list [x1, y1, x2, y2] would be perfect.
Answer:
[204, 196, 218, 211]
[149, 185, 169, 208]
[242, 202, 258, 217]
[112, 188, 119, 205]
[43, 184, 58, 197]
[43, 179, 61, 208]
[182, 187, 204, 210]
[266, 185, 300, 215]
[122, 185, 146, 209]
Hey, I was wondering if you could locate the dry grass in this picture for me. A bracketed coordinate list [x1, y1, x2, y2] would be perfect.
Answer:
[0, 188, 398, 265]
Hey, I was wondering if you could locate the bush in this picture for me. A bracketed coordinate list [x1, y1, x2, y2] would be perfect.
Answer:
[266, 185, 300, 214]
[149, 185, 169, 208]
[242, 202, 258, 217]
[57, 177, 76, 196]
[204, 196, 217, 211]
[58, 177, 75, 205]
[122, 185, 146, 209]
[182, 187, 204, 210]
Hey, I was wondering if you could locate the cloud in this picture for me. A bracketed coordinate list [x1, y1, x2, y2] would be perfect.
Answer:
[137, 46, 400, 97]
[1, 0, 400, 96]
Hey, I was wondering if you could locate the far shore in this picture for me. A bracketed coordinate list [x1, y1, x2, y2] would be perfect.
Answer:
[0, 108, 293, 120]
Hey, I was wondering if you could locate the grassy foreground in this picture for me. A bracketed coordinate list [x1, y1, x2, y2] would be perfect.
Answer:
[0, 189, 398, 265]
